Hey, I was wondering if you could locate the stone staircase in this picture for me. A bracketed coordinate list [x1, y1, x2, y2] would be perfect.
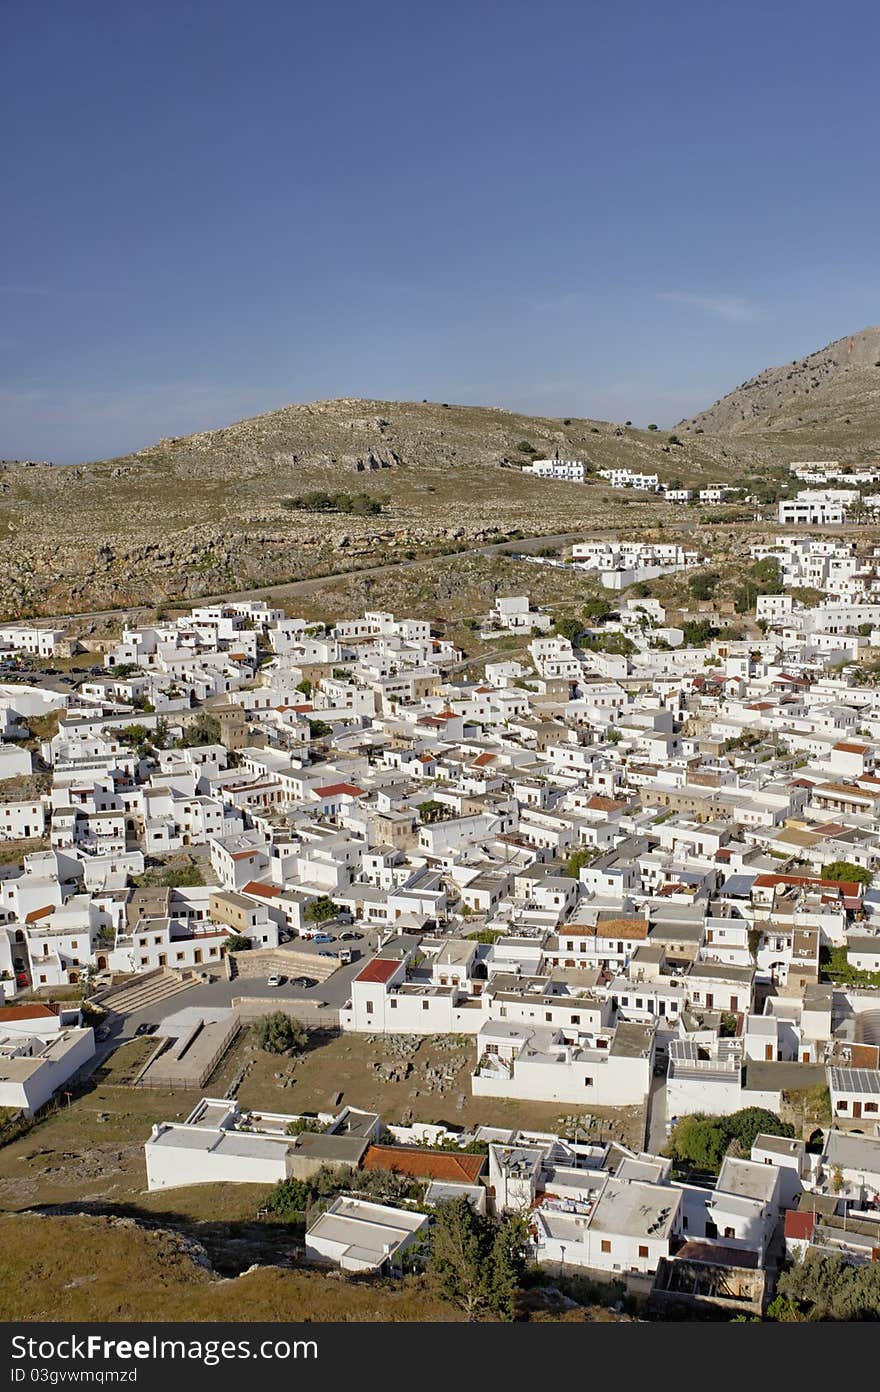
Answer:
[95, 968, 199, 1016]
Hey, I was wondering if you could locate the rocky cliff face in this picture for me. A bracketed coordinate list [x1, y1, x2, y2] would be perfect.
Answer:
[677, 326, 880, 441]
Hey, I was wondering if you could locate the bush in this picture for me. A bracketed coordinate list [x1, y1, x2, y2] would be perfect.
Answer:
[688, 570, 720, 601]
[283, 491, 383, 516]
[224, 935, 252, 953]
[822, 861, 872, 887]
[304, 896, 337, 923]
[665, 1108, 793, 1172]
[778, 1251, 880, 1320]
[252, 1013, 309, 1055]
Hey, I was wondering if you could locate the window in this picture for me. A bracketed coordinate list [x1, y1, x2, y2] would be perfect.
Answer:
[638, 1245, 649, 1259]
[545, 1012, 552, 1022]
[570, 1014, 581, 1025]
[724, 1227, 735, 1239]
[601, 1240, 611, 1254]
[584, 1077, 593, 1087]
[390, 999, 397, 1009]
[366, 1001, 374, 1015]
[422, 1000, 430, 1010]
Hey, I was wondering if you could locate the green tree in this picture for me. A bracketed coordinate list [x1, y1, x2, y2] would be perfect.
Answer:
[665, 1108, 793, 1172]
[688, 570, 720, 601]
[419, 799, 452, 825]
[823, 860, 872, 887]
[583, 597, 613, 624]
[175, 713, 221, 748]
[223, 934, 252, 953]
[777, 1251, 880, 1320]
[664, 1114, 731, 1171]
[425, 1197, 529, 1321]
[725, 1107, 794, 1153]
[296, 679, 312, 699]
[553, 616, 583, 644]
[252, 1012, 309, 1055]
[751, 556, 782, 587]
[682, 619, 717, 646]
[564, 847, 598, 878]
[304, 895, 337, 923]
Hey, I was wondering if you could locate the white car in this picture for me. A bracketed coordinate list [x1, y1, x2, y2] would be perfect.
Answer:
[266, 974, 283, 988]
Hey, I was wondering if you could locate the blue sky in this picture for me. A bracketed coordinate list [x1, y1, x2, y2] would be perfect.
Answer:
[2, 0, 879, 463]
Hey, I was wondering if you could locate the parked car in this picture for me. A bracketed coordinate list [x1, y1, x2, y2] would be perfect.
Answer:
[96, 1025, 111, 1042]
[339, 931, 363, 941]
[318, 950, 337, 959]
[266, 974, 284, 988]
[311, 932, 333, 944]
[135, 1022, 158, 1036]
[291, 976, 316, 989]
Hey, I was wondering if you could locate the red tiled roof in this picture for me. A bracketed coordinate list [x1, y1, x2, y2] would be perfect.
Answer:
[0, 1003, 59, 1023]
[753, 872, 862, 897]
[313, 783, 366, 798]
[784, 1210, 815, 1241]
[24, 905, 53, 923]
[242, 880, 280, 899]
[355, 958, 402, 985]
[834, 742, 869, 754]
[595, 917, 649, 940]
[361, 1144, 486, 1184]
[231, 849, 262, 861]
[472, 752, 496, 767]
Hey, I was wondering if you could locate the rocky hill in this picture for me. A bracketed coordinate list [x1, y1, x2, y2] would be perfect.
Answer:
[677, 326, 880, 446]
[0, 398, 739, 620]
[3, 333, 880, 622]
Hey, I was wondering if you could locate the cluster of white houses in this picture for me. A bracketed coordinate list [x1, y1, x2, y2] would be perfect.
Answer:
[143, 1089, 880, 1303]
[519, 458, 737, 505]
[2, 563, 880, 1297]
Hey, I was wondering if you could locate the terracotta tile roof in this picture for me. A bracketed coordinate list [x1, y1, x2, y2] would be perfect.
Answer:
[355, 958, 402, 985]
[231, 849, 263, 861]
[784, 1210, 815, 1241]
[753, 872, 862, 897]
[361, 1144, 486, 1184]
[595, 917, 649, 940]
[472, 752, 496, 767]
[585, 794, 626, 812]
[242, 880, 280, 899]
[834, 742, 869, 754]
[313, 782, 366, 798]
[24, 905, 53, 923]
[0, 1003, 59, 1023]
